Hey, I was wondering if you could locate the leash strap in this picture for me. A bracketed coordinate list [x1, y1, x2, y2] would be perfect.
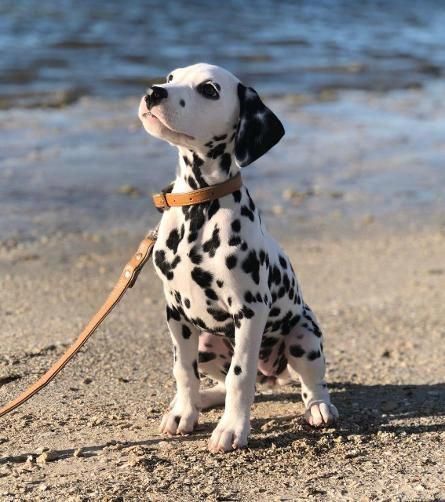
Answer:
[0, 229, 157, 418]
[0, 174, 244, 419]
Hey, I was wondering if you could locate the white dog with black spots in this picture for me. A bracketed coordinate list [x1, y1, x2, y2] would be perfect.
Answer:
[138, 63, 338, 453]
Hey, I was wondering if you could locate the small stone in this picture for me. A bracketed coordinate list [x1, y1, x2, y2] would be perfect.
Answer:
[158, 441, 173, 450]
[36, 450, 59, 463]
[73, 448, 84, 458]
[83, 377, 93, 384]
[90, 416, 103, 426]
[260, 420, 277, 432]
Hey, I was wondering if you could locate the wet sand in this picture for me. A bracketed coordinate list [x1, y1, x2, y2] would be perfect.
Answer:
[0, 217, 444, 500]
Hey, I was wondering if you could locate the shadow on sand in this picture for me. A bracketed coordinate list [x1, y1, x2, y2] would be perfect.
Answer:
[1, 381, 443, 465]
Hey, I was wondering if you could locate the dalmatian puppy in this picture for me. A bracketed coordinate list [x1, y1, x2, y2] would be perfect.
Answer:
[138, 63, 338, 453]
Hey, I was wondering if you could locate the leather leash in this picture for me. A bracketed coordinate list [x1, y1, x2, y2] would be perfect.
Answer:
[0, 174, 242, 418]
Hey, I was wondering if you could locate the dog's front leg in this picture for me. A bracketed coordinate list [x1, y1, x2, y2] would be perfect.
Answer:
[208, 307, 268, 453]
[160, 313, 200, 436]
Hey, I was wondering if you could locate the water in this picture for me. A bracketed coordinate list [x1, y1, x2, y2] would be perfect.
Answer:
[1, 0, 445, 107]
[0, 1, 444, 242]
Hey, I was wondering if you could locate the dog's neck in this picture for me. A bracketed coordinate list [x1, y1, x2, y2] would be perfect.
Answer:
[174, 135, 239, 192]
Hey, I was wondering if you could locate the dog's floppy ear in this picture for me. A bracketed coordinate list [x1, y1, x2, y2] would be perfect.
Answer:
[234, 83, 285, 167]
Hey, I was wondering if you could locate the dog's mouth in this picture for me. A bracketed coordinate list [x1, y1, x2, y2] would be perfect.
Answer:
[142, 109, 195, 141]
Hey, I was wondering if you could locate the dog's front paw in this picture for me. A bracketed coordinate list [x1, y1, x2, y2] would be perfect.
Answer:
[160, 405, 199, 436]
[304, 401, 339, 427]
[208, 414, 250, 453]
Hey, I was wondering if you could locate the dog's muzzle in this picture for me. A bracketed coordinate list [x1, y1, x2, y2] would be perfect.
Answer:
[145, 85, 168, 109]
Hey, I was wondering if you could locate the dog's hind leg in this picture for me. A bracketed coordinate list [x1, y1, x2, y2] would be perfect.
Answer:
[197, 333, 233, 409]
[286, 304, 339, 427]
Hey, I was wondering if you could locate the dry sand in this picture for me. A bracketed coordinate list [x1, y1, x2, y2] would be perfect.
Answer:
[0, 218, 444, 501]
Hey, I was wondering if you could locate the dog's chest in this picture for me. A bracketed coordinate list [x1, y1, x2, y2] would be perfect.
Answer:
[152, 199, 237, 313]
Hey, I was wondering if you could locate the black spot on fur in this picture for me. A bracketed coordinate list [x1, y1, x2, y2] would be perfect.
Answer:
[207, 307, 231, 322]
[272, 265, 281, 285]
[232, 190, 242, 203]
[166, 225, 185, 254]
[242, 250, 261, 284]
[203, 225, 221, 258]
[307, 350, 321, 361]
[220, 153, 231, 174]
[259, 250, 266, 265]
[191, 267, 213, 288]
[207, 143, 226, 159]
[244, 291, 254, 303]
[231, 219, 241, 233]
[184, 298, 191, 309]
[205, 288, 218, 301]
[193, 360, 200, 379]
[241, 306, 255, 319]
[270, 307, 281, 317]
[166, 305, 181, 322]
[179, 99, 185, 107]
[261, 336, 279, 348]
[216, 279, 224, 288]
[226, 254, 237, 269]
[208, 199, 220, 221]
[155, 250, 181, 280]
[188, 176, 198, 189]
[213, 134, 227, 141]
[192, 153, 208, 188]
[290, 344, 305, 358]
[189, 245, 203, 265]
[279, 255, 287, 269]
[182, 325, 191, 339]
[229, 235, 242, 247]
[234, 365, 242, 375]
[241, 205, 254, 221]
[184, 203, 207, 243]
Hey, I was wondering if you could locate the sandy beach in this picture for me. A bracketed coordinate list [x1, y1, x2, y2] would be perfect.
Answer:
[1, 211, 444, 500]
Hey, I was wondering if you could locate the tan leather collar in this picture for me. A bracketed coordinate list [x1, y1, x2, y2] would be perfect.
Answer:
[152, 173, 242, 209]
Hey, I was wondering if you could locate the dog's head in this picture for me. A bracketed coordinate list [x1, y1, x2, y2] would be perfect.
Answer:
[139, 63, 284, 167]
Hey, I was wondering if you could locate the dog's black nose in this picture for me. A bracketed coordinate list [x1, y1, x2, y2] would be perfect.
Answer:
[145, 86, 168, 108]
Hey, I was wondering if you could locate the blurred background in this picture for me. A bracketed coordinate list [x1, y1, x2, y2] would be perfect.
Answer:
[1, 0, 444, 242]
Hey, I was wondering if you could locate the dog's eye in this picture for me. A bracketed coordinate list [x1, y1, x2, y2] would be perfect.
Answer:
[197, 82, 219, 100]
[167, 74, 173, 82]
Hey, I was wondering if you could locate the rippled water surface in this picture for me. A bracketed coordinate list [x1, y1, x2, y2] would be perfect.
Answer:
[1, 0, 445, 106]
[1, 1, 444, 241]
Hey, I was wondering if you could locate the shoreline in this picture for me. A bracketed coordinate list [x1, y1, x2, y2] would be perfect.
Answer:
[1, 81, 444, 245]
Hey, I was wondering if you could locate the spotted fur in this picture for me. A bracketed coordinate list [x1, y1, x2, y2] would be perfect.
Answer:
[139, 63, 338, 452]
